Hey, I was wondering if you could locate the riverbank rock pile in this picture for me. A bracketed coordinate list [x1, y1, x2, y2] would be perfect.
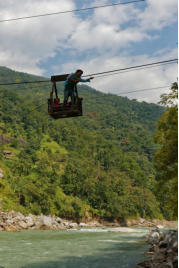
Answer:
[137, 228, 178, 268]
[125, 218, 177, 228]
[0, 211, 65, 231]
[0, 211, 102, 231]
[0, 210, 178, 235]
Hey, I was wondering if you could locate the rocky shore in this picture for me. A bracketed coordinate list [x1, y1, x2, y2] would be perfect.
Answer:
[0, 210, 177, 232]
[0, 211, 103, 232]
[137, 228, 178, 268]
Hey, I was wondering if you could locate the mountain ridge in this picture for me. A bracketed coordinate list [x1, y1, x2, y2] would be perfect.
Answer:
[0, 67, 165, 220]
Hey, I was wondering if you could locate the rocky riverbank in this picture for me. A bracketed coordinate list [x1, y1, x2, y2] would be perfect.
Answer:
[137, 228, 178, 268]
[0, 210, 177, 232]
[0, 211, 103, 232]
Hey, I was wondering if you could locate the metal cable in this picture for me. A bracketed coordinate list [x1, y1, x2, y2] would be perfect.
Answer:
[0, 0, 145, 23]
[0, 58, 177, 87]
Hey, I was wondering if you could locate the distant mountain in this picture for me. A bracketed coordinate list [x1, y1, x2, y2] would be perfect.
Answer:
[0, 67, 164, 220]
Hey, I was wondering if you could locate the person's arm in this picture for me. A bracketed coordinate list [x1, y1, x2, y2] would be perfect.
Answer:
[78, 77, 94, 83]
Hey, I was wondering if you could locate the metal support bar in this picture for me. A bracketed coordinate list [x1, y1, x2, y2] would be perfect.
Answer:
[51, 74, 69, 82]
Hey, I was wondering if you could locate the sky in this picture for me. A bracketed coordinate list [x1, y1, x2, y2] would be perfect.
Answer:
[0, 0, 178, 103]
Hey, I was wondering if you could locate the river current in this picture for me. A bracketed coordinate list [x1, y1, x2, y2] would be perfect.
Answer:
[0, 228, 149, 268]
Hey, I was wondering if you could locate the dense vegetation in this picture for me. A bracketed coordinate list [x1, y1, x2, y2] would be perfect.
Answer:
[154, 82, 178, 220]
[0, 66, 173, 221]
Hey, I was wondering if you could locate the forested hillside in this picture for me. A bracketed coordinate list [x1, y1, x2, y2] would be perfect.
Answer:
[154, 82, 178, 220]
[0, 66, 166, 221]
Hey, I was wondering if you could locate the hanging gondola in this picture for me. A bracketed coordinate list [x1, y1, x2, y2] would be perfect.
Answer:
[48, 74, 83, 119]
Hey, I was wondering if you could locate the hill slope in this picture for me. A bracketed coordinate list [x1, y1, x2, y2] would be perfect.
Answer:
[0, 67, 165, 220]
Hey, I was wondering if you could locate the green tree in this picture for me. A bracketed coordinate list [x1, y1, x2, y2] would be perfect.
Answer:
[154, 82, 178, 219]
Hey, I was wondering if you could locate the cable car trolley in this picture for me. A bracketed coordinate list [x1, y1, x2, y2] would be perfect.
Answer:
[48, 74, 83, 119]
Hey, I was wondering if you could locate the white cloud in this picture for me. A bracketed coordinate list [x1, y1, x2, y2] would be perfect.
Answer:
[66, 3, 149, 53]
[68, 23, 150, 52]
[66, 0, 177, 53]
[138, 0, 178, 31]
[0, 0, 77, 74]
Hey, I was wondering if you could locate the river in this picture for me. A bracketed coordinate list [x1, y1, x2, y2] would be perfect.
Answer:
[0, 228, 149, 268]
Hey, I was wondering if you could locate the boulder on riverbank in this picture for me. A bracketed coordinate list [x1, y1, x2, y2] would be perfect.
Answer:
[137, 228, 178, 268]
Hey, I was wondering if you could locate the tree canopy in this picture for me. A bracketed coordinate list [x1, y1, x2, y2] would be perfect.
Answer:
[154, 82, 178, 219]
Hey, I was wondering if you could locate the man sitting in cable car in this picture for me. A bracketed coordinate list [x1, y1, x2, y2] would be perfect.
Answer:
[53, 97, 60, 111]
[64, 69, 94, 104]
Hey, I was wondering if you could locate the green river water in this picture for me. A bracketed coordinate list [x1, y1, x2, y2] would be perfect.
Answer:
[0, 228, 149, 268]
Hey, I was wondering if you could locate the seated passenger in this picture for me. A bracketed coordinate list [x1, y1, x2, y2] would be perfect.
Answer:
[53, 98, 60, 110]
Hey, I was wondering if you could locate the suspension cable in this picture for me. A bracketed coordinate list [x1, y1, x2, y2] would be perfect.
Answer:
[0, 0, 145, 23]
[0, 58, 177, 87]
